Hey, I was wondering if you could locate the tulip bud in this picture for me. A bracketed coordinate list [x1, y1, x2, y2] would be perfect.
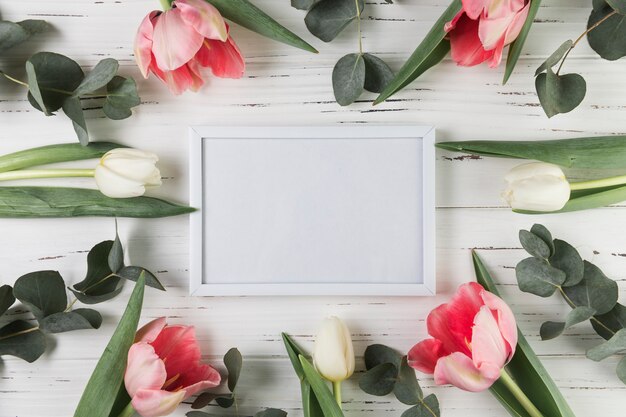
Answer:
[503, 162, 570, 212]
[95, 148, 162, 198]
[313, 316, 355, 383]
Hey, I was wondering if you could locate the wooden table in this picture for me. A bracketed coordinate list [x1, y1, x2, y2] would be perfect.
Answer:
[0, 1, 624, 415]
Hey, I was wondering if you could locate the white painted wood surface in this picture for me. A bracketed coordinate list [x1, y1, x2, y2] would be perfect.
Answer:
[0, 0, 625, 416]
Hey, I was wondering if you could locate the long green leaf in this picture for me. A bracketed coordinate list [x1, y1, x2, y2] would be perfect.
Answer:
[73, 274, 146, 417]
[503, 0, 542, 84]
[282, 333, 324, 417]
[0, 187, 193, 218]
[436, 136, 626, 169]
[516, 185, 626, 214]
[373, 0, 461, 105]
[207, 0, 317, 53]
[0, 142, 123, 173]
[299, 355, 345, 417]
[472, 251, 576, 417]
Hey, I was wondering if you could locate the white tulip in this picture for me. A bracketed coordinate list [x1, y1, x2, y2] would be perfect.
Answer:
[313, 316, 355, 383]
[95, 148, 162, 198]
[503, 162, 570, 211]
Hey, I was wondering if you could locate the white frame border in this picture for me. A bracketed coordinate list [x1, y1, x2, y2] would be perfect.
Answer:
[189, 126, 436, 296]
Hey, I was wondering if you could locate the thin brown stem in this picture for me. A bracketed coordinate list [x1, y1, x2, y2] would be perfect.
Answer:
[355, 0, 362, 54]
[0, 325, 39, 341]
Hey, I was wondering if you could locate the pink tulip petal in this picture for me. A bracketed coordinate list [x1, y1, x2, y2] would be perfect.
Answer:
[135, 317, 167, 343]
[175, 0, 227, 41]
[481, 289, 518, 359]
[449, 13, 494, 66]
[462, 0, 490, 20]
[503, 2, 530, 45]
[125, 343, 167, 398]
[408, 339, 447, 374]
[471, 306, 508, 375]
[178, 364, 222, 398]
[195, 35, 245, 79]
[186, 59, 207, 92]
[131, 388, 186, 417]
[151, 325, 203, 381]
[478, 13, 516, 50]
[158, 65, 197, 95]
[134, 11, 160, 78]
[152, 8, 204, 71]
[444, 10, 464, 33]
[434, 352, 499, 392]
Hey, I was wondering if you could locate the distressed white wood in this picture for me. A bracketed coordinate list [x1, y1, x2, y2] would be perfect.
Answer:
[0, 1, 625, 416]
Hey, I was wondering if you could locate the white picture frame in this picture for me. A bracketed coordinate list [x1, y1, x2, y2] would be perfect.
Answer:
[189, 126, 436, 296]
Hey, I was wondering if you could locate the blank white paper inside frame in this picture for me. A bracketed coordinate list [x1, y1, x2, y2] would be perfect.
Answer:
[196, 128, 433, 294]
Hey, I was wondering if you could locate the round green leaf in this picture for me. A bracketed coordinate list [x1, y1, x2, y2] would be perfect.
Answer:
[62, 96, 89, 145]
[39, 308, 102, 334]
[304, 0, 364, 42]
[118, 266, 165, 291]
[535, 69, 586, 118]
[74, 58, 119, 96]
[519, 229, 551, 259]
[400, 394, 440, 417]
[586, 328, 626, 361]
[26, 52, 84, 113]
[592, 303, 626, 340]
[363, 53, 394, 94]
[191, 392, 219, 409]
[13, 270, 67, 319]
[0, 320, 46, 362]
[0, 19, 48, 53]
[588, 1, 626, 60]
[332, 53, 365, 106]
[549, 239, 584, 286]
[535, 40, 573, 76]
[530, 224, 554, 255]
[516, 257, 566, 297]
[563, 261, 618, 315]
[364, 343, 403, 370]
[256, 409, 288, 417]
[607, 0, 626, 13]
[104, 76, 140, 120]
[359, 362, 398, 396]
[0, 284, 15, 316]
[108, 228, 125, 273]
[617, 356, 626, 384]
[540, 306, 596, 341]
[394, 356, 423, 405]
[224, 347, 243, 392]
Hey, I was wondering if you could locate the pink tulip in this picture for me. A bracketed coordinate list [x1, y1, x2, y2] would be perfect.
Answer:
[124, 318, 221, 417]
[134, 0, 245, 95]
[445, 0, 530, 67]
[408, 282, 517, 392]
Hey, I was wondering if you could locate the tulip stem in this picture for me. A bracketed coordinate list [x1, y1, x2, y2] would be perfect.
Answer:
[0, 169, 95, 182]
[569, 174, 626, 191]
[159, 0, 172, 10]
[332, 381, 342, 408]
[116, 403, 136, 417]
[498, 369, 544, 417]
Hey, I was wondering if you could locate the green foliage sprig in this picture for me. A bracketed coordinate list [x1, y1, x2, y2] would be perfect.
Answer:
[292, 0, 394, 106]
[359, 344, 440, 417]
[0, 17, 139, 145]
[515, 224, 626, 384]
[0, 227, 163, 363]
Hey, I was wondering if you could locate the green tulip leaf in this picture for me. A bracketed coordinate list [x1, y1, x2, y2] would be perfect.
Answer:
[587, 1, 626, 60]
[519, 229, 550, 259]
[364, 343, 402, 370]
[592, 303, 626, 340]
[534, 40, 573, 76]
[73, 275, 146, 417]
[363, 53, 394, 94]
[393, 356, 423, 405]
[540, 306, 596, 340]
[0, 320, 47, 362]
[0, 284, 15, 316]
[26, 52, 84, 114]
[562, 261, 618, 315]
[282, 333, 323, 417]
[530, 224, 554, 256]
[256, 409, 288, 417]
[62, 96, 89, 145]
[399, 394, 440, 417]
[516, 257, 566, 297]
[586, 328, 626, 361]
[103, 76, 140, 120]
[13, 270, 67, 320]
[332, 53, 365, 106]
[549, 239, 584, 287]
[504, 0, 542, 83]
[359, 362, 397, 396]
[39, 308, 103, 334]
[118, 266, 164, 291]
[535, 68, 586, 118]
[304, 0, 364, 42]
[299, 355, 345, 417]
[75, 58, 119, 96]
[0, 19, 48, 53]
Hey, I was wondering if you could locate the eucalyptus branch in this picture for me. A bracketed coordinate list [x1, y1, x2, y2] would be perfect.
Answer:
[355, 0, 363, 54]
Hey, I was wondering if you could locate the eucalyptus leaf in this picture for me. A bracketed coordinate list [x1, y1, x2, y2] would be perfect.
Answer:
[530, 224, 554, 256]
[363, 53, 394, 93]
[291, 0, 319, 10]
[191, 392, 219, 409]
[359, 362, 397, 396]
[516, 257, 566, 297]
[535, 69, 586, 118]
[26, 52, 84, 113]
[400, 394, 439, 417]
[364, 343, 403, 370]
[40, 308, 102, 334]
[256, 409, 288, 417]
[332, 53, 365, 106]
[25, 60, 47, 116]
[617, 356, 626, 384]
[607, 0, 626, 13]
[215, 396, 235, 408]
[562, 261, 618, 315]
[305, 0, 364, 42]
[108, 228, 124, 273]
[540, 306, 596, 340]
[224, 347, 243, 392]
[519, 229, 550, 259]
[586, 328, 626, 361]
[0, 19, 48, 53]
[69, 283, 123, 305]
[549, 239, 584, 286]
[394, 356, 423, 405]
[103, 76, 140, 120]
[587, 1, 626, 60]
[118, 266, 164, 291]
[0, 320, 46, 362]
[62, 96, 89, 145]
[534, 40, 573, 76]
[593, 303, 626, 340]
[13, 270, 67, 319]
[0, 284, 15, 316]
[74, 240, 116, 294]
[299, 355, 345, 417]
[75, 58, 119, 95]
[504, 0, 542, 84]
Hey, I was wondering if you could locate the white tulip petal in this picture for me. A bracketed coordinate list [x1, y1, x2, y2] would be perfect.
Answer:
[95, 165, 146, 198]
[504, 162, 566, 183]
[313, 316, 355, 382]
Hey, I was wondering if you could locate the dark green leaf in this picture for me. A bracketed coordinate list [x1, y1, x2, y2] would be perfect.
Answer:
[394, 356, 422, 405]
[530, 224, 554, 256]
[291, 0, 319, 10]
[13, 270, 67, 319]
[473, 251, 577, 417]
[73, 275, 146, 417]
[374, 1, 461, 104]
[299, 355, 345, 417]
[586, 328, 626, 361]
[206, 0, 317, 52]
[363, 53, 394, 94]
[215, 396, 235, 408]
[516, 257, 566, 297]
[332, 53, 365, 106]
[74, 240, 115, 293]
[118, 267, 165, 291]
[103, 102, 132, 120]
[549, 239, 584, 286]
[256, 409, 288, 417]
[75, 58, 119, 96]
[282, 333, 322, 417]
[519, 229, 550, 259]
[0, 320, 46, 362]
[224, 347, 243, 392]
[104, 76, 140, 120]
[62, 96, 89, 145]
[0, 187, 194, 218]
[0, 20, 47, 52]
[540, 306, 596, 340]
[0, 284, 15, 316]
[108, 386, 132, 417]
[607, 0, 626, 13]
[563, 261, 618, 315]
[504, 0, 542, 83]
[191, 392, 219, 409]
[593, 303, 626, 340]
[25, 60, 47, 115]
[535, 69, 586, 118]
[359, 362, 397, 396]
[534, 40, 573, 76]
[400, 394, 440, 417]
[392, 40, 450, 94]
[305, 0, 364, 42]
[26, 52, 84, 113]
[617, 356, 626, 384]
[364, 343, 402, 370]
[40, 308, 102, 334]
[282, 332, 308, 380]
[108, 226, 124, 273]
[587, 2, 626, 60]
[69, 284, 123, 305]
